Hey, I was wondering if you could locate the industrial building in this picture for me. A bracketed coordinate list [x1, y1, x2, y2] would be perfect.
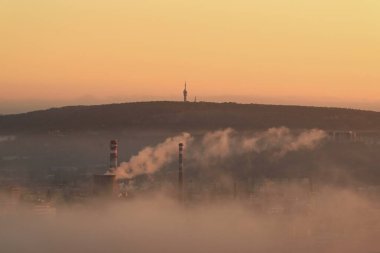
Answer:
[92, 140, 119, 197]
[93, 174, 116, 197]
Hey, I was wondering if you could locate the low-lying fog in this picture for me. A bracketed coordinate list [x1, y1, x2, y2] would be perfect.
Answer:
[1, 186, 380, 253]
[2, 128, 380, 252]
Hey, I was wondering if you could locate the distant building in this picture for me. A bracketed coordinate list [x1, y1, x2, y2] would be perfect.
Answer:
[327, 130, 380, 144]
[328, 131, 358, 143]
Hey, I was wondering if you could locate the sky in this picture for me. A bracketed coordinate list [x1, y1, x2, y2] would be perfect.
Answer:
[0, 0, 379, 114]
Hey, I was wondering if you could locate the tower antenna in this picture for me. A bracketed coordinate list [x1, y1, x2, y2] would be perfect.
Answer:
[183, 81, 188, 102]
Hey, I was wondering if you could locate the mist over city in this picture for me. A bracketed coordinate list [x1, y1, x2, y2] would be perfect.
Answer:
[2, 108, 380, 252]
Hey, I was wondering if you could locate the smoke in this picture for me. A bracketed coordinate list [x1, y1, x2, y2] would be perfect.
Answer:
[114, 132, 193, 179]
[241, 127, 326, 157]
[115, 128, 326, 180]
[201, 128, 236, 159]
[197, 127, 326, 160]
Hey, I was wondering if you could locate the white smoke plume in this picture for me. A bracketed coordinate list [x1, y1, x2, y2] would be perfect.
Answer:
[201, 128, 236, 160]
[114, 127, 326, 180]
[115, 132, 193, 179]
[241, 127, 327, 157]
[195, 127, 327, 161]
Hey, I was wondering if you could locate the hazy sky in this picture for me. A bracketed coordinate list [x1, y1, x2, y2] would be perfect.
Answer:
[1, 0, 379, 114]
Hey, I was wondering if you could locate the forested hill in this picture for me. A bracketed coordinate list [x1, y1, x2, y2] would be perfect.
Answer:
[1, 101, 380, 134]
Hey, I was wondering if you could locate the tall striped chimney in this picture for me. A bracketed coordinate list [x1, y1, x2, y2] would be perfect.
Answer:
[109, 140, 118, 173]
[178, 143, 184, 200]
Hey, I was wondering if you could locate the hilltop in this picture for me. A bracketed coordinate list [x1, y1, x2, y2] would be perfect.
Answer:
[1, 101, 380, 134]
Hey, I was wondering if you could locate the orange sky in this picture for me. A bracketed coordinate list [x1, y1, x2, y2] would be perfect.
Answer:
[1, 0, 379, 113]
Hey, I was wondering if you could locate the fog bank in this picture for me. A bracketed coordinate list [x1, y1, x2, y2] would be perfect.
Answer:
[1, 186, 380, 253]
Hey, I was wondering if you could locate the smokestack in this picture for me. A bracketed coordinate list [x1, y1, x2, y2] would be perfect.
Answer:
[178, 143, 184, 201]
[109, 140, 118, 173]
